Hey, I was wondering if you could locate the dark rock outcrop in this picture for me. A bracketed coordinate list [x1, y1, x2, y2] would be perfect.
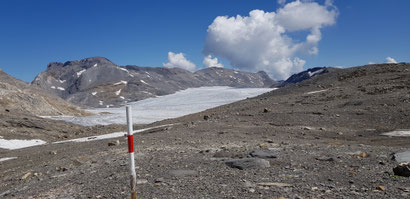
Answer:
[275, 67, 332, 88]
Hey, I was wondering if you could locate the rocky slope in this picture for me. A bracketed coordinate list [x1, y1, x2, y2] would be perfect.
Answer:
[0, 69, 88, 116]
[1, 63, 410, 198]
[32, 57, 276, 108]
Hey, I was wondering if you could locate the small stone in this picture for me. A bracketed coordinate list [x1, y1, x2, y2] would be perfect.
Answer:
[393, 151, 410, 163]
[303, 127, 312, 130]
[311, 187, 319, 191]
[243, 180, 255, 188]
[398, 187, 410, 192]
[203, 115, 209, 120]
[263, 108, 269, 113]
[393, 163, 410, 177]
[377, 186, 386, 191]
[258, 143, 267, 148]
[225, 158, 270, 170]
[155, 178, 164, 183]
[249, 188, 255, 193]
[50, 151, 57, 155]
[56, 167, 68, 172]
[249, 150, 277, 159]
[136, 179, 148, 185]
[108, 140, 120, 146]
[315, 156, 334, 162]
[348, 151, 368, 158]
[21, 172, 31, 180]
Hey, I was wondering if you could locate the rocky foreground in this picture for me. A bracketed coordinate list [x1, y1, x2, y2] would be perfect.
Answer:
[1, 63, 410, 198]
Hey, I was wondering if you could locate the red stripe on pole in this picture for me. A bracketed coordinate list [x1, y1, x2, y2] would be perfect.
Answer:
[128, 135, 134, 153]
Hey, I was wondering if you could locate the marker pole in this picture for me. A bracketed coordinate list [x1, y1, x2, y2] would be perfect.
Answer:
[126, 106, 137, 199]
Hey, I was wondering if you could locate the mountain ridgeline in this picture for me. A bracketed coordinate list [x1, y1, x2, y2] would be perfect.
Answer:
[32, 57, 276, 108]
[0, 69, 88, 116]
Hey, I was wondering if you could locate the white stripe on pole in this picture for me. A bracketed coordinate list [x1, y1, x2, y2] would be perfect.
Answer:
[126, 106, 137, 199]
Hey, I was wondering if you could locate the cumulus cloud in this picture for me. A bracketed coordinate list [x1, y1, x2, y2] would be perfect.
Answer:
[385, 57, 397, 64]
[203, 55, 224, 68]
[163, 52, 196, 71]
[203, 0, 338, 80]
[277, 0, 286, 5]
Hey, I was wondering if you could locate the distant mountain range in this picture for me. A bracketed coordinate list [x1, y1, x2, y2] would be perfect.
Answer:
[32, 57, 277, 108]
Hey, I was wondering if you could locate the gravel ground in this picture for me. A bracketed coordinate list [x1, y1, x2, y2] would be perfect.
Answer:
[1, 63, 410, 198]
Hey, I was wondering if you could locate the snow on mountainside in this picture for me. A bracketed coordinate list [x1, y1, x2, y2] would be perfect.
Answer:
[32, 57, 276, 108]
[275, 67, 337, 88]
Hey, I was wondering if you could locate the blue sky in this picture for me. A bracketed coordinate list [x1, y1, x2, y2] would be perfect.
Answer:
[0, 0, 409, 82]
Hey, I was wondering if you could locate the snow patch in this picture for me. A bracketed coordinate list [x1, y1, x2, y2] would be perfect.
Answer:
[308, 69, 324, 77]
[140, 80, 148, 85]
[119, 96, 125, 100]
[114, 80, 127, 85]
[382, 130, 410, 137]
[59, 79, 66, 83]
[0, 157, 17, 162]
[57, 87, 65, 91]
[115, 89, 122, 96]
[93, 64, 98, 67]
[118, 67, 129, 73]
[51, 86, 56, 89]
[0, 138, 46, 150]
[99, 101, 103, 105]
[306, 89, 328, 95]
[92, 92, 98, 96]
[76, 69, 86, 77]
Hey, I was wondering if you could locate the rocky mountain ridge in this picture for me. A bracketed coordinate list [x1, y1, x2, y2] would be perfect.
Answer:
[32, 57, 276, 108]
[0, 69, 88, 116]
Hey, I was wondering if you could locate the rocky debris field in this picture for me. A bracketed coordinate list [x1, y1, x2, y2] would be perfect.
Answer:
[1, 63, 410, 198]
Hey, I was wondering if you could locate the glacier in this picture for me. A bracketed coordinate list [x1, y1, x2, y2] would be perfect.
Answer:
[44, 86, 273, 126]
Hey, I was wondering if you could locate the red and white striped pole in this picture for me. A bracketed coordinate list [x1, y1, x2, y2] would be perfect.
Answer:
[126, 106, 137, 199]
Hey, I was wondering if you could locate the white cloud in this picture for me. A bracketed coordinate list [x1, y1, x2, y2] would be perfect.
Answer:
[368, 62, 375, 65]
[277, 0, 286, 5]
[203, 55, 224, 68]
[163, 52, 196, 71]
[203, 0, 338, 80]
[385, 57, 397, 64]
